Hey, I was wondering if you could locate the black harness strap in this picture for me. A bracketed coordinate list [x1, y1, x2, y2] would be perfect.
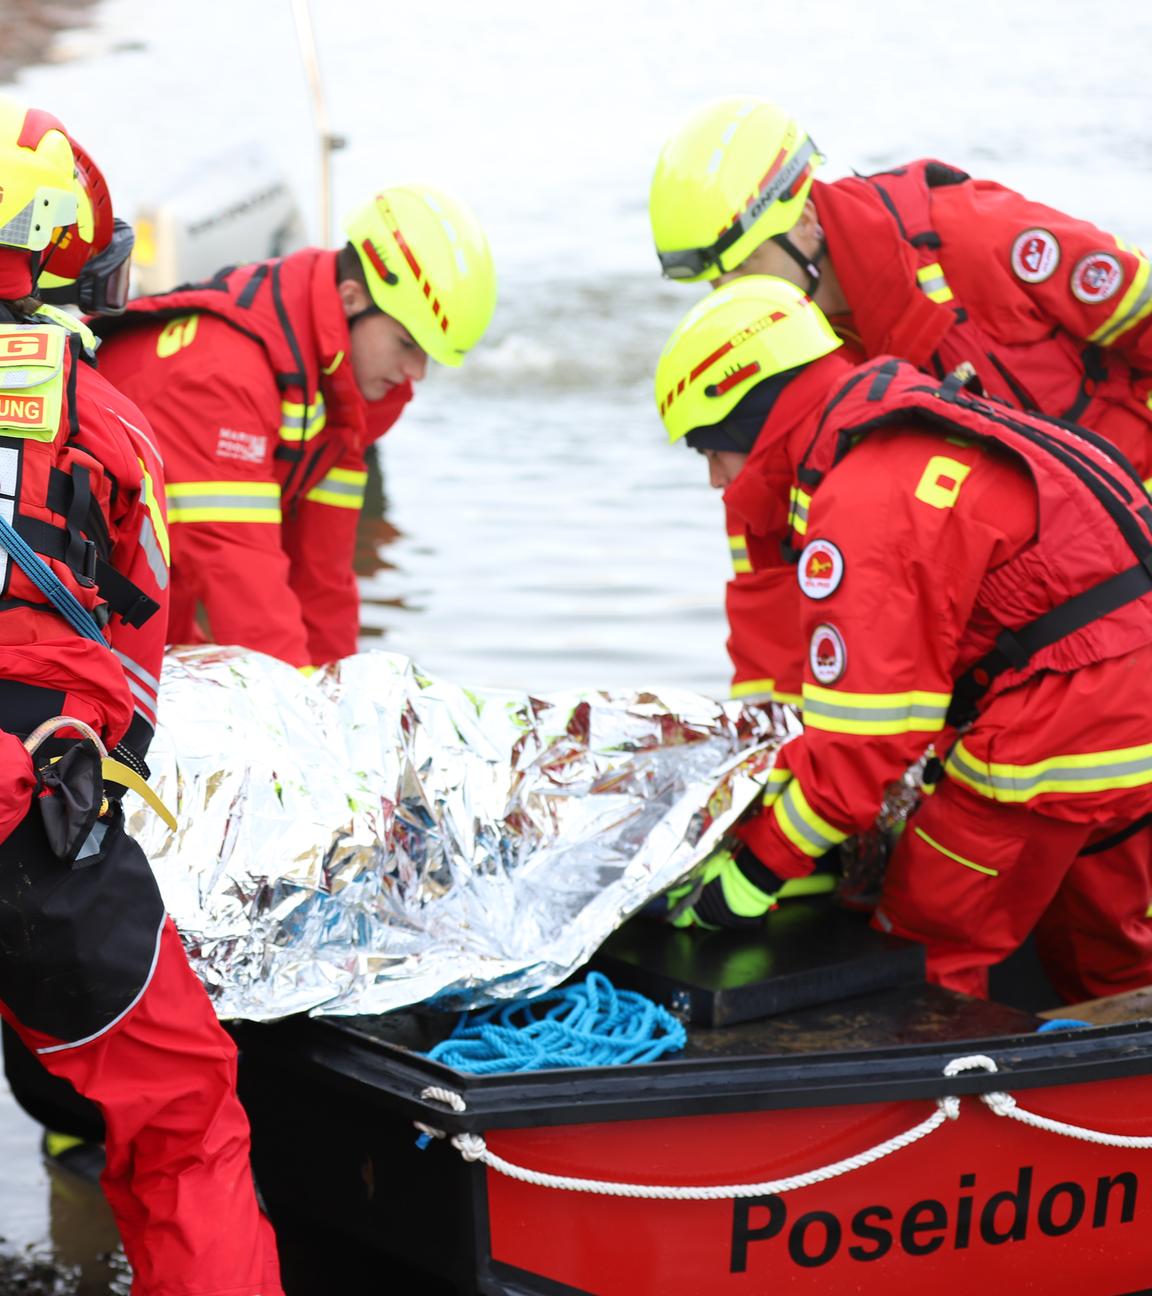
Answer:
[65, 332, 81, 442]
[14, 516, 159, 627]
[947, 561, 1152, 727]
[1060, 345, 1109, 425]
[1077, 812, 1152, 857]
[928, 380, 1152, 563]
[234, 263, 269, 310]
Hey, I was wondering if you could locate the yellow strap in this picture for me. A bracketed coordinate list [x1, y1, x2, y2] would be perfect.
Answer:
[102, 757, 177, 831]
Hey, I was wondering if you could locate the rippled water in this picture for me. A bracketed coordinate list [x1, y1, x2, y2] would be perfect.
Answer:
[6, 0, 1152, 1287]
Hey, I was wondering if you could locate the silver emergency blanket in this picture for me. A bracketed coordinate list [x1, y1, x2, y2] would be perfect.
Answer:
[128, 648, 798, 1021]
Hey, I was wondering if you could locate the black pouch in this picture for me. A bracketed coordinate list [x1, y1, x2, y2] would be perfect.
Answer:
[0, 800, 166, 1043]
[36, 741, 104, 867]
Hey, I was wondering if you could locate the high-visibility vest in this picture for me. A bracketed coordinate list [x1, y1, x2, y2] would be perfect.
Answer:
[0, 317, 158, 635]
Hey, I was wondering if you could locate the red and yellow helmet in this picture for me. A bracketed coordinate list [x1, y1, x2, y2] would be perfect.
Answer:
[655, 275, 841, 443]
[345, 184, 496, 367]
[650, 97, 822, 283]
[0, 96, 77, 255]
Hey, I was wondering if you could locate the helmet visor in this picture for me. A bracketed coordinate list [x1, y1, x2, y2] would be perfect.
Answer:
[656, 136, 820, 281]
[83, 245, 132, 314]
[38, 217, 134, 314]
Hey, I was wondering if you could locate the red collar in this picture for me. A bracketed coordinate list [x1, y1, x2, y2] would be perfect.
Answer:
[723, 352, 855, 536]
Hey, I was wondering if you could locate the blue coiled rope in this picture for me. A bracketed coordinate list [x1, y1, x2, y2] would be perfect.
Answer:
[425, 972, 687, 1073]
[0, 513, 106, 644]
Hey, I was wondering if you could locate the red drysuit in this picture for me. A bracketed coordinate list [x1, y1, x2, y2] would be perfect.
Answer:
[0, 313, 282, 1296]
[736, 352, 1152, 1001]
[724, 161, 1152, 701]
[94, 248, 411, 669]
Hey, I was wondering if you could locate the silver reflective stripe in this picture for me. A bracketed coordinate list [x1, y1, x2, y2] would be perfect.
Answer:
[0, 446, 17, 496]
[279, 396, 326, 440]
[948, 744, 1152, 795]
[115, 650, 159, 715]
[138, 515, 168, 590]
[312, 474, 364, 500]
[123, 674, 156, 715]
[803, 696, 949, 726]
[114, 649, 160, 697]
[736, 138, 819, 235]
[1096, 272, 1152, 346]
[0, 200, 33, 248]
[0, 446, 16, 593]
[170, 492, 280, 512]
[0, 497, 12, 588]
[776, 786, 841, 854]
[918, 271, 949, 298]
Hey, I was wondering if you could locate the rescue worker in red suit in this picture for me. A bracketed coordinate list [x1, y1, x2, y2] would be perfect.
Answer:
[650, 97, 1152, 708]
[653, 275, 1152, 1002]
[0, 99, 282, 1294]
[92, 187, 497, 669]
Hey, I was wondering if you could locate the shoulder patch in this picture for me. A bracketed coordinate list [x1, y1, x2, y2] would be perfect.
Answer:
[1010, 229, 1060, 284]
[809, 623, 847, 685]
[1070, 252, 1123, 304]
[798, 538, 844, 600]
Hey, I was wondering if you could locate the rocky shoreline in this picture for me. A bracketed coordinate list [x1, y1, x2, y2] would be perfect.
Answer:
[0, 0, 101, 84]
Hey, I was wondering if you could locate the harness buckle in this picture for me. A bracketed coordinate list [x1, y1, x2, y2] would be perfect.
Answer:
[71, 537, 98, 587]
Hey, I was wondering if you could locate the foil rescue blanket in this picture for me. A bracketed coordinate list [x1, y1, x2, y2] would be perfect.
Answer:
[127, 647, 796, 1021]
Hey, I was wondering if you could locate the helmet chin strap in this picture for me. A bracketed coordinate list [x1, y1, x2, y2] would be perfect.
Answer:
[347, 304, 382, 328]
[771, 233, 825, 296]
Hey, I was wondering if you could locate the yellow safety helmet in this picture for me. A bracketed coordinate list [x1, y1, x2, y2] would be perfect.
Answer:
[0, 96, 78, 254]
[655, 275, 842, 444]
[650, 96, 822, 283]
[345, 184, 496, 368]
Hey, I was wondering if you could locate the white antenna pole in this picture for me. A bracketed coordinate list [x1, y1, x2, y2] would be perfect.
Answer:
[291, 0, 344, 245]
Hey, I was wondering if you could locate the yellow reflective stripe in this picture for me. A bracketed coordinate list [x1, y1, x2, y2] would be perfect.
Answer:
[947, 738, 1152, 802]
[913, 826, 999, 876]
[304, 467, 368, 510]
[320, 350, 345, 376]
[802, 683, 951, 735]
[788, 485, 811, 537]
[278, 395, 327, 443]
[1089, 244, 1152, 347]
[728, 534, 752, 574]
[760, 766, 794, 807]
[167, 480, 281, 524]
[137, 460, 170, 565]
[730, 678, 803, 706]
[772, 779, 851, 857]
[916, 262, 954, 304]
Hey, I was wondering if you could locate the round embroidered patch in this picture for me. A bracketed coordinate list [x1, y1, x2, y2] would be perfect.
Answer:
[1010, 228, 1060, 284]
[1070, 252, 1124, 304]
[809, 623, 847, 685]
[798, 539, 844, 600]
